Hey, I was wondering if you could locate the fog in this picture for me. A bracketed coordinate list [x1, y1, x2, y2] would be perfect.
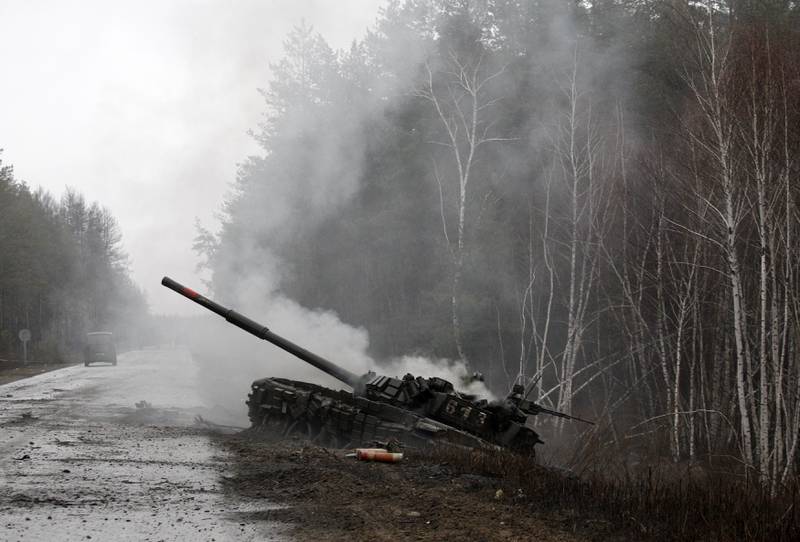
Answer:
[4, 0, 800, 491]
[0, 0, 497, 422]
[186, 312, 492, 426]
[0, 0, 385, 314]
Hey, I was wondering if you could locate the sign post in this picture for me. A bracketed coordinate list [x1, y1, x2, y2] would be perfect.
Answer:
[18, 329, 31, 364]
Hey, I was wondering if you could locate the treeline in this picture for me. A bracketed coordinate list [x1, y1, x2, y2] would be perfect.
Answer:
[201, 0, 800, 485]
[0, 153, 147, 361]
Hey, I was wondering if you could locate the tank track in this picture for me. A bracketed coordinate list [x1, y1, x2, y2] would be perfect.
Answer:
[246, 377, 500, 449]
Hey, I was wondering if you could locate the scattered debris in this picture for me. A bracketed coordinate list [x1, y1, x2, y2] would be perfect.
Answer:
[193, 415, 246, 433]
[368, 438, 403, 453]
[354, 448, 403, 463]
[221, 437, 587, 541]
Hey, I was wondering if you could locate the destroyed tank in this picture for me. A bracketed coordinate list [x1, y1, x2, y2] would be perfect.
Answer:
[162, 276, 592, 453]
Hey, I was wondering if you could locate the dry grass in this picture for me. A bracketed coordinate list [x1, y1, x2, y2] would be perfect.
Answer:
[414, 442, 799, 541]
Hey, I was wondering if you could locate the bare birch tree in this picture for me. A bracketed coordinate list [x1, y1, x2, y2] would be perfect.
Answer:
[415, 50, 511, 367]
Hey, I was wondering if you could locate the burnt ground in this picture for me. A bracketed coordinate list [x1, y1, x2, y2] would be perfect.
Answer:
[217, 433, 605, 542]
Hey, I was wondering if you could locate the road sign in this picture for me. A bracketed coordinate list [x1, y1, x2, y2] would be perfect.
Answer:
[18, 329, 30, 363]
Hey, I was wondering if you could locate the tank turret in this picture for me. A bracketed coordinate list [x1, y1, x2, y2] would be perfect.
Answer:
[162, 276, 592, 453]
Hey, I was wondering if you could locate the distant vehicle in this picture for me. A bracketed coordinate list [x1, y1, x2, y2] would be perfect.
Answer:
[84, 332, 117, 367]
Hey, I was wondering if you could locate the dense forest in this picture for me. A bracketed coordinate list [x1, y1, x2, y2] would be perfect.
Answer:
[0, 153, 147, 361]
[198, 0, 800, 487]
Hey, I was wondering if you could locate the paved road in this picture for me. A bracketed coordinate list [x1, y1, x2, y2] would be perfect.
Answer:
[0, 349, 285, 542]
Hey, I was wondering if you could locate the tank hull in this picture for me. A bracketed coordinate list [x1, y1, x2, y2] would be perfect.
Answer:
[161, 277, 548, 453]
[246, 377, 541, 453]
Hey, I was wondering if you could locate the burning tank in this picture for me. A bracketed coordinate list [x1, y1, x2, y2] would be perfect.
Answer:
[162, 276, 592, 453]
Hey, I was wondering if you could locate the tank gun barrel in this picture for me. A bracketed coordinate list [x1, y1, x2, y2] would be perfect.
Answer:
[517, 399, 595, 425]
[161, 276, 363, 388]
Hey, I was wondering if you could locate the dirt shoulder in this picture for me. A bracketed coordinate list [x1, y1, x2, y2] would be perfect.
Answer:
[218, 435, 604, 542]
[0, 360, 79, 385]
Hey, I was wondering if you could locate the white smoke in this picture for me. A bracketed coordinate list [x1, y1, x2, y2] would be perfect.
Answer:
[184, 9, 498, 425]
[381, 355, 495, 399]
[187, 197, 493, 422]
[187, 287, 495, 425]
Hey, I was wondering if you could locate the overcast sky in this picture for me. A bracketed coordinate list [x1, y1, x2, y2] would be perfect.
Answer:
[0, 0, 385, 314]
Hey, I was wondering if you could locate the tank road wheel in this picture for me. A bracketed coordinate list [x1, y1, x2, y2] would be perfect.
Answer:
[284, 419, 319, 439]
[246, 390, 268, 428]
[256, 410, 291, 435]
[255, 413, 271, 433]
[313, 428, 346, 448]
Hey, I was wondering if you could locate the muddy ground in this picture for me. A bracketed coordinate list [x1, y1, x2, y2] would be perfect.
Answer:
[218, 433, 603, 542]
[1, 349, 621, 541]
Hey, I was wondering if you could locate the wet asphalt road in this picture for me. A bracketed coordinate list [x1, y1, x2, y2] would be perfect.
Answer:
[0, 349, 286, 542]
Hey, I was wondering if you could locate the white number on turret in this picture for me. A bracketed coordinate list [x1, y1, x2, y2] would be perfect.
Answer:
[441, 400, 489, 427]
